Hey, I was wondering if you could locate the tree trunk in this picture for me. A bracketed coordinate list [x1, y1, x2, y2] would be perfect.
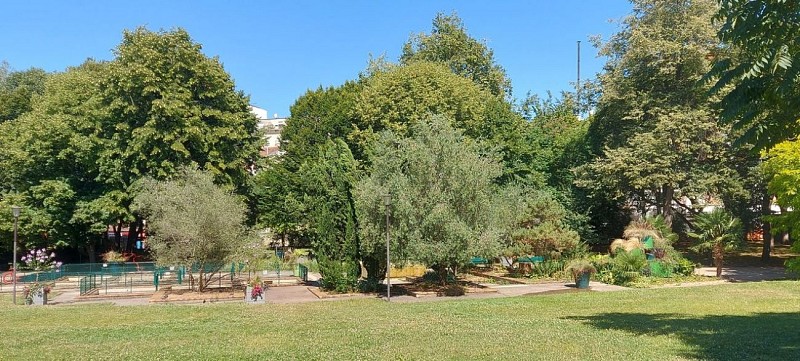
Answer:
[713, 243, 723, 277]
[761, 193, 772, 261]
[114, 220, 122, 250]
[662, 185, 675, 227]
[127, 217, 144, 253]
[762, 222, 773, 261]
[84, 242, 96, 264]
[435, 264, 448, 285]
[198, 262, 206, 292]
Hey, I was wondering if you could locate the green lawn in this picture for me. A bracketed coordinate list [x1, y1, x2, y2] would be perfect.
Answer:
[2, 281, 799, 360]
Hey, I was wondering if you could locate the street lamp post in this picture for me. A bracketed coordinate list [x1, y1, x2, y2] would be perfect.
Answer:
[11, 205, 21, 305]
[383, 193, 391, 302]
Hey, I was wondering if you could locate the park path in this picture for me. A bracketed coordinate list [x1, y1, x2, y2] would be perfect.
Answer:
[693, 266, 793, 282]
[38, 266, 795, 306]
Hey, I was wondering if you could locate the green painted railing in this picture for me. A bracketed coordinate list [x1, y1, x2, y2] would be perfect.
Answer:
[79, 274, 97, 295]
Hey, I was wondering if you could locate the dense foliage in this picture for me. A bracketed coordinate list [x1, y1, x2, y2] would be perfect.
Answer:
[5, 3, 800, 277]
[0, 28, 261, 262]
[707, 0, 800, 150]
[132, 168, 250, 291]
[355, 117, 507, 284]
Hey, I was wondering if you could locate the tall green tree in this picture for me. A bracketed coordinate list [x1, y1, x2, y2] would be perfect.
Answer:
[401, 12, 512, 98]
[299, 139, 362, 291]
[707, 0, 800, 150]
[252, 82, 361, 248]
[0, 66, 49, 122]
[96, 27, 262, 248]
[355, 116, 505, 284]
[354, 61, 544, 184]
[251, 160, 308, 247]
[281, 82, 362, 169]
[579, 0, 740, 229]
[761, 140, 800, 270]
[354, 61, 492, 144]
[0, 61, 111, 259]
[133, 168, 250, 291]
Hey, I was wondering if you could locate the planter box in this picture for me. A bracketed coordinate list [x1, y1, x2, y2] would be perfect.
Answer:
[31, 290, 48, 305]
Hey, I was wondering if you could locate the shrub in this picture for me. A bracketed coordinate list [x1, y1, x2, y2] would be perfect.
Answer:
[670, 257, 696, 276]
[530, 259, 565, 277]
[422, 269, 455, 284]
[612, 249, 648, 273]
[589, 254, 613, 272]
[357, 278, 381, 293]
[319, 259, 359, 293]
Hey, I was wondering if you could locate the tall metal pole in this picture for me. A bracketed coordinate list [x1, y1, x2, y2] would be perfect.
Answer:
[577, 40, 581, 114]
[11, 206, 20, 305]
[383, 193, 391, 302]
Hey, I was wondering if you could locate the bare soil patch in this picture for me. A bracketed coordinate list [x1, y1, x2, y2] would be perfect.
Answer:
[150, 286, 243, 303]
[396, 278, 497, 298]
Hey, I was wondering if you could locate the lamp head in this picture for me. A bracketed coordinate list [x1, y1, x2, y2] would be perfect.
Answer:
[11, 205, 21, 218]
[382, 193, 391, 207]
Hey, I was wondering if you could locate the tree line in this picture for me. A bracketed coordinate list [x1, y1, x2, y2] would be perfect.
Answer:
[2, 1, 800, 287]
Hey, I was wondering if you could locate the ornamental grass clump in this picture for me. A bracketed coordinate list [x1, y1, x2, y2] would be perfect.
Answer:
[565, 258, 596, 279]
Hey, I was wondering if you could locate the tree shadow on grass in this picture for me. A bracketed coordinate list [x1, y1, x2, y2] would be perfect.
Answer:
[566, 312, 800, 360]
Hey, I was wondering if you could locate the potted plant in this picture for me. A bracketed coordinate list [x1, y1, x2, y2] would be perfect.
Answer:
[23, 282, 51, 305]
[245, 276, 264, 303]
[566, 259, 596, 289]
[19, 248, 62, 299]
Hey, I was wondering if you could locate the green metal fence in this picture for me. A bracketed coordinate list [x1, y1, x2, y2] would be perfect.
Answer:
[2, 260, 310, 294]
[79, 274, 97, 295]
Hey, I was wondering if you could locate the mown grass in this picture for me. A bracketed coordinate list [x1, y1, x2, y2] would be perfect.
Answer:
[1, 281, 799, 360]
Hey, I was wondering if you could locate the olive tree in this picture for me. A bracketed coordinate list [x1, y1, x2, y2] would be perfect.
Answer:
[133, 168, 250, 291]
[355, 116, 504, 284]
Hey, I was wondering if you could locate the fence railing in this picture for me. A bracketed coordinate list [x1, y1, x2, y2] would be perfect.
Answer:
[79, 274, 97, 295]
[1, 260, 311, 294]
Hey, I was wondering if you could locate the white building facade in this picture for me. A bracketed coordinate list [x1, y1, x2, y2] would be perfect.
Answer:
[250, 106, 287, 157]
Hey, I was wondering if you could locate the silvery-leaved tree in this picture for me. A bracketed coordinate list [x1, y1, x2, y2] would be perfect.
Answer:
[355, 116, 505, 284]
[133, 168, 251, 291]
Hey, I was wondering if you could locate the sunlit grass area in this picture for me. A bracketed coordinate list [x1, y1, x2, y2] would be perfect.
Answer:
[2, 281, 799, 360]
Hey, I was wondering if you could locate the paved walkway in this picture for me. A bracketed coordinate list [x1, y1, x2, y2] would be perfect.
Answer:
[34, 266, 795, 307]
[693, 266, 794, 282]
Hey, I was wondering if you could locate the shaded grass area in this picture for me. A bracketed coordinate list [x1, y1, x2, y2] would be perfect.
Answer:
[1, 281, 799, 360]
[682, 241, 797, 267]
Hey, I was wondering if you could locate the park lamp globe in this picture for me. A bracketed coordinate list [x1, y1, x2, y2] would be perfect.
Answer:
[12, 205, 20, 218]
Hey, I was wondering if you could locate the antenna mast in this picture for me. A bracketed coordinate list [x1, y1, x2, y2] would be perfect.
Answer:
[577, 40, 581, 115]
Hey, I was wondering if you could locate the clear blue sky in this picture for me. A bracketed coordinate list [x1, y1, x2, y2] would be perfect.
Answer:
[1, 1, 632, 118]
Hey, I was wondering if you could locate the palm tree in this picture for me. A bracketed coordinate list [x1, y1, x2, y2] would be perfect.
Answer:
[689, 209, 744, 277]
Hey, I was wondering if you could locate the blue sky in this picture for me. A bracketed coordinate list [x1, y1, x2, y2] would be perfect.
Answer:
[1, 1, 632, 118]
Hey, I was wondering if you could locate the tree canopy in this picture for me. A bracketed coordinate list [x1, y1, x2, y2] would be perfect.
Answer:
[707, 0, 800, 150]
[401, 12, 512, 98]
[355, 117, 506, 283]
[0, 28, 262, 259]
[132, 168, 250, 291]
[579, 0, 740, 227]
